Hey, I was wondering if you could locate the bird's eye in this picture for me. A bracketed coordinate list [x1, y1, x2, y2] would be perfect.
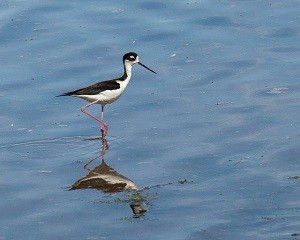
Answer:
[129, 56, 135, 60]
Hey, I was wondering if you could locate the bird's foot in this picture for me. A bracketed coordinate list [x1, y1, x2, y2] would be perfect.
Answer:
[101, 123, 108, 137]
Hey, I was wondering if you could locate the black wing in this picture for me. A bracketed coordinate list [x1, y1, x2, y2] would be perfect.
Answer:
[57, 79, 120, 97]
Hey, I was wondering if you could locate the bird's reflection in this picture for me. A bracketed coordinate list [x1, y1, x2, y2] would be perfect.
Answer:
[71, 137, 147, 217]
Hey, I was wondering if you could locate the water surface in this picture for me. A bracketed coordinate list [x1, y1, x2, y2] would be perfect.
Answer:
[0, 0, 299, 239]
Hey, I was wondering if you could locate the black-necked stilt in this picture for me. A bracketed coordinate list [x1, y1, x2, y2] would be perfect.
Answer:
[57, 52, 156, 136]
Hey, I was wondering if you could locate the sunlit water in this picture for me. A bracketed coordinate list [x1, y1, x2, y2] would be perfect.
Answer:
[0, 0, 299, 239]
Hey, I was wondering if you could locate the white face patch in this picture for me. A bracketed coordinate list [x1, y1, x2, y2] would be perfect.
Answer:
[125, 55, 139, 65]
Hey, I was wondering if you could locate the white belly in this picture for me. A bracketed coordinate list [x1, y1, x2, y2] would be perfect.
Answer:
[75, 80, 129, 105]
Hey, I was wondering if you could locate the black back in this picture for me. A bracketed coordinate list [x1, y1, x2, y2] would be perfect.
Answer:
[58, 79, 120, 96]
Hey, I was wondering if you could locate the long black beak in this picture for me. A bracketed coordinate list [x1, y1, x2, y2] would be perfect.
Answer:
[138, 62, 157, 74]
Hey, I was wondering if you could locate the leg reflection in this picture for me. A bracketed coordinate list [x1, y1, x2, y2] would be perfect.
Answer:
[71, 136, 147, 217]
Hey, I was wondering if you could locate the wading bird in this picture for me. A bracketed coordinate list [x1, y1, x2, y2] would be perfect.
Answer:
[57, 52, 156, 136]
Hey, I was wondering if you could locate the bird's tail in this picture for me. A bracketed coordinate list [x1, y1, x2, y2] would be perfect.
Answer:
[56, 92, 71, 97]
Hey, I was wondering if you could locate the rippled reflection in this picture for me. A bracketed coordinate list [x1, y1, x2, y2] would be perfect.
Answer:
[71, 137, 147, 217]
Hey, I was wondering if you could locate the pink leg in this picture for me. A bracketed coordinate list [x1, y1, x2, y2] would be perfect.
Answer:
[81, 100, 108, 136]
[100, 105, 108, 137]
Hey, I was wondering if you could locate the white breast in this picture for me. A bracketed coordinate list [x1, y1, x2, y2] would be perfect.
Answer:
[76, 79, 132, 105]
[75, 60, 134, 105]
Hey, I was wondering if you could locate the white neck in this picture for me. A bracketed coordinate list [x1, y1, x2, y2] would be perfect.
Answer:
[124, 61, 133, 80]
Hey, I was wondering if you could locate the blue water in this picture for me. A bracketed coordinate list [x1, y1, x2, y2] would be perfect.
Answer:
[0, 0, 299, 239]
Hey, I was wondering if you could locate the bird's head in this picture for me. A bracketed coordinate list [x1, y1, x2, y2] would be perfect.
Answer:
[123, 52, 157, 74]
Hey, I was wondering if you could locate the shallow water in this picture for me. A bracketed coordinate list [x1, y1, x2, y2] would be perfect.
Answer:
[1, 0, 299, 239]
